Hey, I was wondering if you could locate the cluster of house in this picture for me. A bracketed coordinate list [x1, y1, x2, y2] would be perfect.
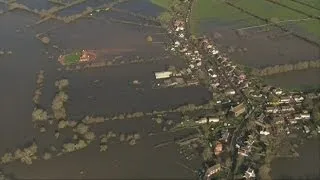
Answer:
[259, 88, 320, 134]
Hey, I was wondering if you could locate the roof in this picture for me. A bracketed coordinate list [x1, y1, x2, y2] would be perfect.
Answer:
[231, 103, 246, 113]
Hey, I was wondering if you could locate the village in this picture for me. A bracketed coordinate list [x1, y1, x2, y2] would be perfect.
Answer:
[153, 0, 320, 179]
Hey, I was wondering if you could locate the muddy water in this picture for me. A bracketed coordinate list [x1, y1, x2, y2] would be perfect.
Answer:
[271, 138, 320, 180]
[0, 1, 206, 179]
[263, 69, 320, 90]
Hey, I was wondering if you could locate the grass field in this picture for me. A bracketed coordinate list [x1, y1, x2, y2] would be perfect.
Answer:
[190, 0, 264, 33]
[64, 52, 81, 65]
[190, 0, 320, 37]
[295, 0, 320, 9]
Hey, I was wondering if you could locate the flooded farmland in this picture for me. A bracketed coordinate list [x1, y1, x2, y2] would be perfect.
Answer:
[271, 138, 320, 180]
[0, 0, 205, 179]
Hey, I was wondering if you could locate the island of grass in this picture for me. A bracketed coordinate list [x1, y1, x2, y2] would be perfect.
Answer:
[63, 52, 81, 65]
[58, 50, 97, 66]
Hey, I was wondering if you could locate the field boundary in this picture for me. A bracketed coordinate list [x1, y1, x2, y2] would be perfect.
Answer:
[224, 1, 320, 49]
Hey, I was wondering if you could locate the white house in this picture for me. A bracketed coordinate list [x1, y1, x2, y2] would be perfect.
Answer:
[208, 117, 219, 123]
[195, 117, 208, 124]
[154, 71, 173, 79]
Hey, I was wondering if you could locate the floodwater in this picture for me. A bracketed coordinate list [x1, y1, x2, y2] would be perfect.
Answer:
[0, 1, 207, 179]
[271, 138, 320, 180]
[263, 69, 320, 90]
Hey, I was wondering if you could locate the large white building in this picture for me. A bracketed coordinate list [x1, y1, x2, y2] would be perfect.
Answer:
[154, 71, 173, 79]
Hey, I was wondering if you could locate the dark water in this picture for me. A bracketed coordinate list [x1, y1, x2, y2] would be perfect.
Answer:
[271, 138, 320, 180]
[0, 1, 205, 179]
[263, 69, 320, 90]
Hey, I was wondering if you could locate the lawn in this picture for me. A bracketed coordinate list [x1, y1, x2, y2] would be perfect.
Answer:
[149, 0, 171, 9]
[64, 52, 81, 65]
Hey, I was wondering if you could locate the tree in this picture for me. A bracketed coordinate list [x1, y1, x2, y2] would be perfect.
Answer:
[32, 108, 48, 121]
[100, 144, 108, 152]
[1, 153, 14, 164]
[157, 12, 172, 27]
[42, 152, 52, 160]
[146, 35, 153, 42]
[58, 120, 68, 129]
[84, 131, 96, 141]
[63, 143, 76, 152]
[74, 123, 89, 135]
[55, 79, 69, 90]
[202, 147, 213, 161]
[75, 139, 87, 150]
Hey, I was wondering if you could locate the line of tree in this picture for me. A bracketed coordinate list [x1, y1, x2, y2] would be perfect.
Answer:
[252, 60, 320, 76]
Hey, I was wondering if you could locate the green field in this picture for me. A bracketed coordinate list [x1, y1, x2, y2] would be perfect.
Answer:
[64, 52, 81, 65]
[190, 0, 264, 33]
[277, 0, 320, 17]
[149, 0, 171, 9]
[296, 0, 320, 9]
[190, 0, 320, 37]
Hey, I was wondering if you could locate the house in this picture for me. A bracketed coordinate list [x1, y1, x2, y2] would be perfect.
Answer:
[214, 142, 223, 155]
[225, 89, 236, 96]
[243, 168, 256, 179]
[208, 117, 220, 123]
[231, 103, 246, 117]
[154, 71, 173, 79]
[204, 164, 221, 180]
[274, 88, 283, 95]
[195, 117, 208, 124]
[238, 147, 250, 157]
[260, 130, 270, 135]
[281, 105, 295, 112]
[293, 95, 304, 103]
[266, 106, 278, 113]
[280, 96, 291, 103]
[300, 113, 311, 120]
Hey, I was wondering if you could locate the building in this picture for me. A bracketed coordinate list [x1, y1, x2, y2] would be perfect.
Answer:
[243, 168, 256, 179]
[204, 164, 221, 180]
[195, 117, 219, 124]
[280, 96, 291, 103]
[231, 103, 246, 117]
[265, 106, 279, 113]
[225, 89, 236, 95]
[281, 105, 295, 112]
[208, 117, 219, 123]
[195, 117, 208, 124]
[293, 95, 304, 103]
[154, 71, 173, 79]
[301, 113, 311, 119]
[214, 142, 223, 155]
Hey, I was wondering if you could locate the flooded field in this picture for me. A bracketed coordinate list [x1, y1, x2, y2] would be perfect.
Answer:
[271, 138, 320, 180]
[263, 69, 320, 90]
[0, 0, 205, 179]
